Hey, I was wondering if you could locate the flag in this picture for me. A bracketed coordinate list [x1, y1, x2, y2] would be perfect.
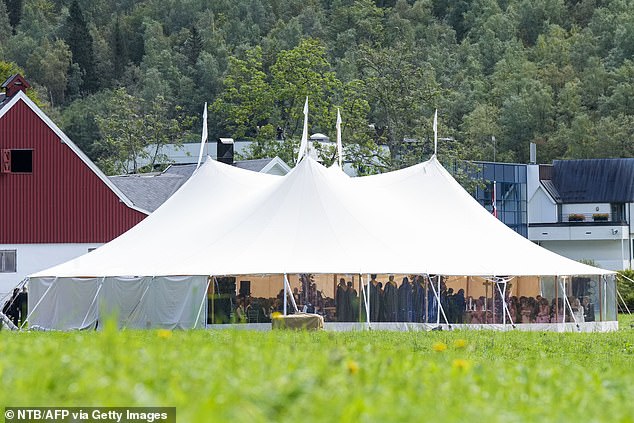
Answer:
[492, 181, 498, 218]
[196, 102, 208, 170]
[297, 97, 309, 164]
[433, 109, 438, 155]
[336, 108, 343, 169]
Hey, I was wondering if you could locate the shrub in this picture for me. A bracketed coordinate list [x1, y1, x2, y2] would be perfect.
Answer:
[593, 213, 609, 221]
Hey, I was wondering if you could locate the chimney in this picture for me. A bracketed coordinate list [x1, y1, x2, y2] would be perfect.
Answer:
[217, 138, 234, 165]
[529, 142, 537, 165]
[1, 74, 30, 97]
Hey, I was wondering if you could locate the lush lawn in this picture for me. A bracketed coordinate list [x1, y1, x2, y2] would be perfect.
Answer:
[1, 315, 634, 422]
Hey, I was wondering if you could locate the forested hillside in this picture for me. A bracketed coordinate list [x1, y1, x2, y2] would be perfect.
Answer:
[1, 0, 633, 174]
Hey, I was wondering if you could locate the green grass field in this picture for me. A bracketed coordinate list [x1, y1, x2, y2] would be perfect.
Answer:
[1, 315, 634, 422]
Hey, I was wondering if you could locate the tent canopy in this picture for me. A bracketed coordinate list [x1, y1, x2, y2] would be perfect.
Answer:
[31, 155, 613, 279]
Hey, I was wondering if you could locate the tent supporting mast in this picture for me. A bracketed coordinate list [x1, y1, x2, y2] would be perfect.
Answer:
[80, 277, 104, 330]
[122, 277, 153, 330]
[194, 277, 211, 329]
[428, 275, 450, 329]
[21, 277, 58, 330]
[493, 278, 516, 328]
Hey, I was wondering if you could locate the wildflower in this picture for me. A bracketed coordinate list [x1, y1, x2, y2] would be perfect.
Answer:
[157, 329, 172, 339]
[432, 341, 447, 352]
[452, 359, 472, 372]
[271, 312, 282, 320]
[454, 339, 468, 349]
[346, 360, 360, 375]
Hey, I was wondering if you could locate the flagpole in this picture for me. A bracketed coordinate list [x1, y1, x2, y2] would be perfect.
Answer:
[297, 97, 309, 164]
[336, 108, 343, 169]
[196, 102, 208, 170]
[433, 109, 438, 156]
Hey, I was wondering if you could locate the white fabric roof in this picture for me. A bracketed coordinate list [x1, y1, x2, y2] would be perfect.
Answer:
[31, 156, 613, 278]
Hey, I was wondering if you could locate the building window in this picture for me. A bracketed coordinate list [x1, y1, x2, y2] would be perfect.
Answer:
[1, 149, 33, 173]
[0, 250, 17, 273]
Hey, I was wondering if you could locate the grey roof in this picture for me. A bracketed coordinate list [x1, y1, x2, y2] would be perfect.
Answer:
[540, 180, 562, 203]
[109, 173, 186, 212]
[234, 158, 275, 172]
[552, 158, 634, 203]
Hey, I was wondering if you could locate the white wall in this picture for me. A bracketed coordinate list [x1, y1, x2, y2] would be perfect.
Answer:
[537, 239, 628, 271]
[0, 243, 102, 297]
[526, 165, 557, 223]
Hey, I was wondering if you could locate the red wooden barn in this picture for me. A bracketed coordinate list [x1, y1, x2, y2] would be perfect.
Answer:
[0, 75, 148, 296]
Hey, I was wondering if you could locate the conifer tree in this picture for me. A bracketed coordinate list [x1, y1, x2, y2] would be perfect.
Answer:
[63, 0, 98, 94]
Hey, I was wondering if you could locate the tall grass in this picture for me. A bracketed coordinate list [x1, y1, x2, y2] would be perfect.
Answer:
[1, 315, 633, 422]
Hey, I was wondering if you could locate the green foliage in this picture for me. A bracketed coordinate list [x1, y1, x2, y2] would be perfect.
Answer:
[62, 0, 98, 95]
[1, 0, 634, 171]
[617, 269, 634, 311]
[1, 322, 634, 421]
[94, 89, 193, 174]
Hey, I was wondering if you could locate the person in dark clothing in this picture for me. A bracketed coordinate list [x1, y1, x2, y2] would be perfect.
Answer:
[369, 275, 381, 322]
[454, 289, 466, 323]
[346, 281, 358, 321]
[383, 275, 399, 322]
[16, 287, 28, 326]
[335, 278, 348, 322]
[583, 296, 595, 322]
[2, 288, 20, 326]
[398, 277, 413, 322]
[412, 276, 426, 323]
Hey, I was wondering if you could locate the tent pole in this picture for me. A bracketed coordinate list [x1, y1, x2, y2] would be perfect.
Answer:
[284, 274, 298, 313]
[122, 277, 153, 330]
[437, 276, 441, 326]
[561, 276, 579, 330]
[366, 274, 371, 326]
[80, 277, 104, 329]
[490, 277, 515, 328]
[429, 275, 450, 329]
[211, 277, 216, 324]
[194, 277, 211, 329]
[283, 274, 288, 316]
[618, 274, 633, 315]
[21, 277, 58, 330]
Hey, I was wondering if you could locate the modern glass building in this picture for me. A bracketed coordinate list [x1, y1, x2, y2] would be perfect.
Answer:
[471, 162, 528, 237]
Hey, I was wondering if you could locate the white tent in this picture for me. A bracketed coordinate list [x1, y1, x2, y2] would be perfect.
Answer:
[27, 155, 615, 330]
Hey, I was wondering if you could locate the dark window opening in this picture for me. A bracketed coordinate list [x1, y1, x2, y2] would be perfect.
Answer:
[11, 150, 33, 173]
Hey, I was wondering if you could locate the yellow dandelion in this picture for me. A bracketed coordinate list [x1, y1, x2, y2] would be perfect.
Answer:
[346, 360, 360, 375]
[454, 339, 468, 349]
[432, 341, 447, 352]
[271, 311, 282, 320]
[157, 329, 172, 339]
[452, 359, 472, 372]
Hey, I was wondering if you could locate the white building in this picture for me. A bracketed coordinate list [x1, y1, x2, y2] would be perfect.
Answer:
[527, 159, 633, 271]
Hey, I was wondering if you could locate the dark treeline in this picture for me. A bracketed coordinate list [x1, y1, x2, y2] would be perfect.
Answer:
[1, 0, 633, 174]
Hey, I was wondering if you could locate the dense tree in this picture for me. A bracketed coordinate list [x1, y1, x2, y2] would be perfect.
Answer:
[4, 0, 22, 31]
[63, 0, 98, 94]
[94, 89, 193, 174]
[0, 0, 631, 173]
